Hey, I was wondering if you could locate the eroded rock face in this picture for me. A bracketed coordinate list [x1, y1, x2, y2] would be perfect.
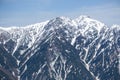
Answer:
[0, 16, 120, 80]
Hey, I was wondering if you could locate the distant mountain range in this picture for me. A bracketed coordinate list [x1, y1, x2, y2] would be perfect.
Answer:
[0, 15, 120, 80]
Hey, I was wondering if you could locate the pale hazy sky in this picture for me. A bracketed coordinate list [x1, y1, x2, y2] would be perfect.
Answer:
[0, 0, 120, 27]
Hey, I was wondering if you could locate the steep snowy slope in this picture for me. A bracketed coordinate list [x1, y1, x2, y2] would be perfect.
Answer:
[0, 16, 120, 80]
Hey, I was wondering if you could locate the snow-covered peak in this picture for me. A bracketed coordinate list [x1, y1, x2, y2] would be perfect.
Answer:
[48, 16, 72, 25]
[75, 15, 90, 21]
[74, 15, 105, 33]
[58, 16, 71, 21]
[45, 16, 78, 31]
[74, 15, 104, 27]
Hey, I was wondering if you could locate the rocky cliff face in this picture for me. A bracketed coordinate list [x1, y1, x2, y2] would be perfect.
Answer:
[0, 16, 120, 80]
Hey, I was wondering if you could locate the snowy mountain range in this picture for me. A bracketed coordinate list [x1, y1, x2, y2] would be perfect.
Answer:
[0, 15, 120, 80]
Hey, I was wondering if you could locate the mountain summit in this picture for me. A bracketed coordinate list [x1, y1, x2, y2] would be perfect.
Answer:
[0, 16, 120, 80]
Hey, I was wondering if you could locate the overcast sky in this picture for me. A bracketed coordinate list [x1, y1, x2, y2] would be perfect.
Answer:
[0, 0, 120, 27]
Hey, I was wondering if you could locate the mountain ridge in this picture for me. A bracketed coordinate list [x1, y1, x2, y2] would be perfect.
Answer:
[0, 15, 120, 80]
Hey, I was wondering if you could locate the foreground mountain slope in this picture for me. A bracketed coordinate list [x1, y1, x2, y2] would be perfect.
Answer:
[0, 16, 120, 80]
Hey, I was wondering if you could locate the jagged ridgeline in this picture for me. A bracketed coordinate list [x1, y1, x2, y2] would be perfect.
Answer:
[0, 16, 120, 80]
